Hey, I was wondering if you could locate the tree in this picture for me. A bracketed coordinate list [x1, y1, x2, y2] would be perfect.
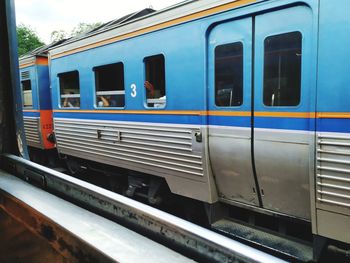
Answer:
[50, 30, 68, 43]
[50, 22, 102, 43]
[71, 22, 102, 37]
[17, 24, 45, 57]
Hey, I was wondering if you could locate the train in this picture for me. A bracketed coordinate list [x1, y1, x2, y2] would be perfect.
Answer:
[19, 44, 57, 164]
[19, 0, 350, 261]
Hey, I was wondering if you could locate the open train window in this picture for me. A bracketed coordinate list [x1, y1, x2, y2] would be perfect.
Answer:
[144, 54, 166, 108]
[215, 42, 243, 107]
[21, 79, 33, 107]
[263, 31, 302, 107]
[94, 62, 125, 108]
[58, 71, 80, 108]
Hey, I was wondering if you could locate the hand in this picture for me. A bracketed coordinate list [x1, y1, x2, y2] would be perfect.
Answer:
[144, 81, 155, 97]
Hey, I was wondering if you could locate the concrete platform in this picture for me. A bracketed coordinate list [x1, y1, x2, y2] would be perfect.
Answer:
[0, 171, 194, 263]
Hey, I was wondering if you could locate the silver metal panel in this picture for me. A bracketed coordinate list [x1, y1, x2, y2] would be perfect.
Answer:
[0, 171, 195, 263]
[316, 132, 350, 214]
[254, 129, 312, 220]
[209, 126, 258, 206]
[253, 6, 314, 221]
[23, 116, 43, 149]
[317, 209, 350, 244]
[207, 17, 258, 207]
[54, 118, 215, 202]
[49, 0, 259, 57]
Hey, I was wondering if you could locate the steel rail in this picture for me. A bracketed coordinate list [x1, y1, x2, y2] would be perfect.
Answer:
[1, 153, 287, 263]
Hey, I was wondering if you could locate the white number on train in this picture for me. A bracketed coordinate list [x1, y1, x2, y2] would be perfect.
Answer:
[130, 83, 137, 98]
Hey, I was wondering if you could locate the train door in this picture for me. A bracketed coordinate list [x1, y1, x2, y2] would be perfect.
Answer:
[253, 6, 314, 219]
[208, 18, 260, 207]
[208, 6, 314, 219]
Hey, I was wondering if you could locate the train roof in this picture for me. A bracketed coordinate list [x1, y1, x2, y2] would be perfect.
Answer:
[49, 0, 257, 59]
[19, 39, 67, 66]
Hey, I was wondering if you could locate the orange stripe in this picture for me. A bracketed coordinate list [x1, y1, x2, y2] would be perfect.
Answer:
[255, 112, 317, 118]
[52, 0, 256, 59]
[36, 57, 48, 66]
[317, 112, 350, 119]
[53, 109, 205, 115]
[19, 62, 35, 69]
[19, 57, 48, 69]
[23, 109, 40, 112]
[53, 110, 350, 119]
[207, 111, 251, 117]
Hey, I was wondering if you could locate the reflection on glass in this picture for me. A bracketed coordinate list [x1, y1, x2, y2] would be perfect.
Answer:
[263, 31, 302, 107]
[215, 42, 243, 107]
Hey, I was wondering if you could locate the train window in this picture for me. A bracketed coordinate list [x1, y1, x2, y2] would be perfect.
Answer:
[144, 54, 166, 108]
[215, 42, 243, 107]
[58, 71, 80, 108]
[21, 79, 33, 107]
[94, 63, 125, 108]
[263, 32, 302, 107]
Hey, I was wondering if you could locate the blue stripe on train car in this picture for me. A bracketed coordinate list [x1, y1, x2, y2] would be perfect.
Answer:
[317, 118, 350, 133]
[36, 65, 52, 110]
[23, 111, 40, 117]
[53, 112, 349, 133]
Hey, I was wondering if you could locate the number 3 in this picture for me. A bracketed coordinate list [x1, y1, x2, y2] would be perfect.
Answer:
[130, 84, 137, 98]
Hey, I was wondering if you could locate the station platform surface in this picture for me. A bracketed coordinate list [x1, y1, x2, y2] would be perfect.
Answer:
[0, 170, 194, 263]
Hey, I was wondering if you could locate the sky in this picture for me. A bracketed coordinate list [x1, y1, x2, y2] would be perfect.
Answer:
[15, 0, 183, 44]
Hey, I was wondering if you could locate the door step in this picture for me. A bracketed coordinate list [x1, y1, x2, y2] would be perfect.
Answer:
[212, 219, 313, 262]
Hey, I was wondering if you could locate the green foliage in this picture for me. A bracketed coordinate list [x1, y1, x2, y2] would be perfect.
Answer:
[50, 22, 102, 43]
[17, 24, 45, 57]
[71, 22, 102, 37]
[50, 30, 68, 43]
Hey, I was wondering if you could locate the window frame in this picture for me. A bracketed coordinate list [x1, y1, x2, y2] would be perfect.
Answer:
[262, 31, 303, 108]
[93, 62, 126, 109]
[143, 53, 167, 109]
[58, 70, 81, 109]
[21, 78, 33, 109]
[214, 41, 244, 109]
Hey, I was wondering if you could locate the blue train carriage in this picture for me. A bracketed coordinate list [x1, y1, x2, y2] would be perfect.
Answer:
[19, 46, 56, 162]
[48, 0, 350, 260]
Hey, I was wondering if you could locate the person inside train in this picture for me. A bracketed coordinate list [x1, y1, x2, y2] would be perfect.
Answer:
[144, 80, 155, 98]
[144, 80, 166, 108]
[97, 95, 117, 107]
[63, 92, 79, 107]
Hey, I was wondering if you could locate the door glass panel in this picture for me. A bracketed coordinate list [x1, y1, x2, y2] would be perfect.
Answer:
[263, 31, 302, 106]
[215, 42, 243, 107]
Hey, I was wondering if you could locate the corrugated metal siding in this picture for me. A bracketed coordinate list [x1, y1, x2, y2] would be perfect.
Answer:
[21, 71, 30, 80]
[23, 117, 42, 148]
[54, 118, 204, 177]
[317, 133, 350, 210]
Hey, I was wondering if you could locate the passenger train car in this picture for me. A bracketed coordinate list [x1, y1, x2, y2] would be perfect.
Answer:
[43, 0, 350, 260]
[19, 45, 57, 163]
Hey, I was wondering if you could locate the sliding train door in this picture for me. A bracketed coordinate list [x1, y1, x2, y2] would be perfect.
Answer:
[253, 6, 314, 219]
[208, 6, 315, 219]
[208, 18, 260, 206]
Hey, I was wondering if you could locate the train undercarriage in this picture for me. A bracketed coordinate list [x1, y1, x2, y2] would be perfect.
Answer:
[59, 155, 350, 262]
